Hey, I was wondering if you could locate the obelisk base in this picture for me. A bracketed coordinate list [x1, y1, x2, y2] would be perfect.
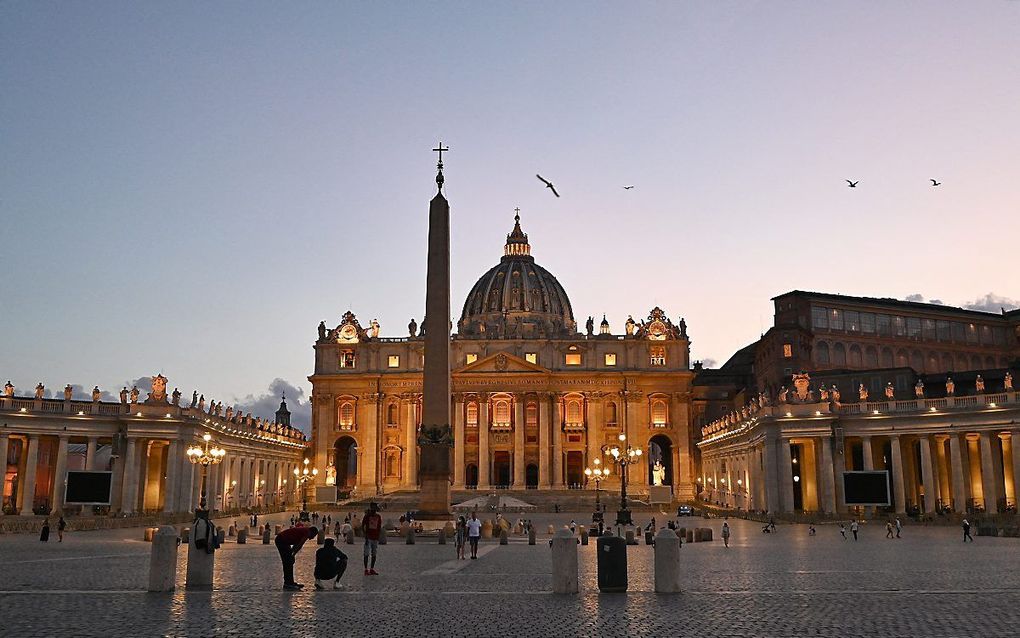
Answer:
[416, 444, 452, 519]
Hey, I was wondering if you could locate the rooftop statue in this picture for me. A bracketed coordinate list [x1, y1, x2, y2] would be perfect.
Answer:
[317, 321, 327, 341]
[408, 317, 418, 337]
[64, 384, 73, 401]
[915, 379, 925, 398]
[625, 315, 636, 336]
[975, 375, 985, 394]
[1006, 372, 1014, 391]
[92, 386, 101, 402]
[859, 384, 868, 401]
[946, 376, 955, 396]
[3, 381, 13, 398]
[172, 387, 181, 406]
[120, 387, 128, 404]
[885, 382, 895, 400]
[35, 383, 45, 400]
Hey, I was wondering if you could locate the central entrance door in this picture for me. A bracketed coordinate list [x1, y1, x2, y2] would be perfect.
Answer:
[493, 451, 511, 488]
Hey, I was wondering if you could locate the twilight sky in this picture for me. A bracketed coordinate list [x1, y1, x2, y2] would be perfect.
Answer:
[2, 3, 1018, 430]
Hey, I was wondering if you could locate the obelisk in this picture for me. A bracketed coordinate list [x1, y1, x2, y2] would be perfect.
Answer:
[417, 143, 453, 518]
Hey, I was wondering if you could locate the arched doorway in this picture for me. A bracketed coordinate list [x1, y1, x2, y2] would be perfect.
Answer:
[493, 452, 511, 488]
[565, 451, 584, 488]
[465, 463, 478, 488]
[526, 464, 539, 489]
[333, 436, 358, 489]
[648, 435, 673, 486]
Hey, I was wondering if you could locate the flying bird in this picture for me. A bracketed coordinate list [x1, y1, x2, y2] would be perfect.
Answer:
[846, 180, 858, 188]
[622, 185, 635, 190]
[930, 179, 941, 186]
[536, 174, 560, 198]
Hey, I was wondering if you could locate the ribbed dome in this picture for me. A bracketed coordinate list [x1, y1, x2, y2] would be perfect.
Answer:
[458, 213, 576, 339]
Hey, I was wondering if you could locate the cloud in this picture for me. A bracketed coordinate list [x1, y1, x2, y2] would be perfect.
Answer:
[904, 293, 925, 302]
[700, 358, 718, 369]
[232, 378, 311, 434]
[929, 299, 944, 305]
[961, 293, 1020, 313]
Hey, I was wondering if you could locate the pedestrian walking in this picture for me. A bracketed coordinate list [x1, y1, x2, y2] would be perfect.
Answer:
[895, 517, 902, 539]
[885, 521, 894, 539]
[455, 516, 467, 560]
[850, 520, 859, 541]
[467, 512, 482, 559]
[962, 518, 973, 542]
[768, 517, 776, 533]
[39, 518, 50, 542]
[808, 525, 816, 536]
[569, 520, 576, 534]
[839, 523, 847, 540]
[314, 538, 348, 590]
[362, 502, 383, 575]
[57, 516, 67, 542]
[721, 522, 731, 548]
[274, 525, 318, 590]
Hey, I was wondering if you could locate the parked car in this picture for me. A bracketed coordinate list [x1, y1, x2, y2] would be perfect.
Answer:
[677, 505, 695, 517]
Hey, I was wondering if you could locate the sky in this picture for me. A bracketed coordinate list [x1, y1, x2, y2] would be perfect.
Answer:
[2, 2, 1018, 432]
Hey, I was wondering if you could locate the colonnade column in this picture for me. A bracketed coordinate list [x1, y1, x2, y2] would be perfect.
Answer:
[890, 435, 906, 514]
[861, 435, 875, 515]
[84, 437, 98, 471]
[120, 438, 139, 514]
[538, 396, 550, 488]
[949, 435, 967, 512]
[404, 399, 418, 489]
[453, 396, 465, 488]
[19, 435, 40, 515]
[513, 397, 525, 488]
[817, 437, 836, 514]
[762, 436, 780, 514]
[918, 436, 936, 513]
[478, 396, 490, 489]
[979, 432, 1001, 513]
[778, 438, 795, 513]
[0, 434, 7, 515]
[163, 439, 180, 513]
[50, 435, 69, 514]
[1012, 432, 1020, 511]
[552, 395, 563, 488]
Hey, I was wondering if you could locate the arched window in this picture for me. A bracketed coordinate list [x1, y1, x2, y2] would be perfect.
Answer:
[651, 399, 668, 427]
[386, 403, 398, 425]
[985, 356, 996, 369]
[881, 348, 894, 368]
[815, 342, 830, 365]
[910, 350, 924, 372]
[832, 343, 847, 367]
[525, 402, 538, 427]
[565, 398, 583, 426]
[942, 353, 954, 371]
[970, 355, 982, 370]
[848, 344, 863, 368]
[606, 401, 618, 425]
[466, 402, 478, 428]
[927, 353, 939, 373]
[865, 346, 879, 368]
[895, 349, 909, 367]
[338, 401, 355, 429]
[494, 399, 511, 427]
[955, 354, 968, 371]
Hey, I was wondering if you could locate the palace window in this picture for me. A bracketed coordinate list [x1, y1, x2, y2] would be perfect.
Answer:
[525, 353, 537, 364]
[605, 353, 617, 366]
[829, 309, 844, 331]
[493, 399, 511, 427]
[952, 322, 965, 343]
[651, 399, 668, 427]
[466, 402, 478, 428]
[845, 311, 860, 333]
[965, 323, 978, 344]
[650, 346, 666, 366]
[893, 316, 906, 337]
[906, 317, 921, 339]
[783, 344, 792, 358]
[815, 342, 830, 365]
[338, 401, 355, 430]
[466, 353, 478, 365]
[861, 313, 876, 334]
[386, 403, 398, 426]
[565, 353, 582, 366]
[812, 306, 828, 329]
[876, 314, 892, 336]
[526, 402, 538, 427]
[387, 355, 400, 368]
[339, 350, 356, 368]
[565, 398, 583, 427]
[605, 401, 618, 426]
[922, 319, 936, 341]
[937, 320, 951, 341]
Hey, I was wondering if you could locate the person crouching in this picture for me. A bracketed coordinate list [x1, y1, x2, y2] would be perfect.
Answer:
[315, 537, 349, 590]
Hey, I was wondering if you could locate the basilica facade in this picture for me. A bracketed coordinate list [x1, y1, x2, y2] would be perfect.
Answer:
[308, 215, 697, 501]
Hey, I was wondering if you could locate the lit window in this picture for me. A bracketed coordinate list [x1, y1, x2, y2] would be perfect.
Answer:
[565, 353, 582, 366]
[386, 403, 398, 425]
[526, 403, 538, 427]
[466, 353, 478, 364]
[387, 355, 400, 368]
[338, 402, 355, 429]
[605, 353, 617, 366]
[339, 350, 356, 368]
[466, 402, 478, 427]
[650, 346, 666, 366]
[525, 353, 537, 364]
[651, 399, 668, 426]
[606, 402, 618, 425]
[565, 398, 583, 425]
[783, 344, 793, 358]
[494, 399, 511, 426]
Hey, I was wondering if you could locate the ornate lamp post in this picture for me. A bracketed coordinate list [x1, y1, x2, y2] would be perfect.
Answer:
[604, 433, 642, 527]
[584, 457, 610, 524]
[186, 433, 226, 519]
[293, 457, 318, 519]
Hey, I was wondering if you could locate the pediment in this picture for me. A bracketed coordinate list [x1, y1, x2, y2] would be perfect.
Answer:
[455, 351, 548, 374]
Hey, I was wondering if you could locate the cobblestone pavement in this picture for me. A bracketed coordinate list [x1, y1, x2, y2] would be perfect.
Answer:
[2, 513, 1018, 636]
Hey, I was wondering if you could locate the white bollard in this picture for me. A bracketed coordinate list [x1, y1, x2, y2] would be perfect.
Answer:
[147, 526, 179, 592]
[653, 528, 682, 593]
[550, 528, 579, 594]
[187, 516, 217, 589]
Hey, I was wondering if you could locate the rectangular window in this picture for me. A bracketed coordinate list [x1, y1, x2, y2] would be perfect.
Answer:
[525, 353, 537, 364]
[937, 320, 951, 341]
[387, 355, 400, 368]
[861, 313, 876, 334]
[893, 316, 906, 337]
[845, 311, 860, 333]
[604, 353, 617, 366]
[465, 353, 478, 364]
[922, 319, 936, 340]
[876, 314, 892, 336]
[812, 306, 828, 329]
[965, 323, 978, 344]
[565, 353, 582, 366]
[339, 350, 356, 368]
[952, 322, 966, 342]
[980, 325, 993, 345]
[649, 346, 666, 366]
[906, 317, 921, 339]
[830, 309, 844, 331]
[993, 326, 1006, 346]
[783, 344, 793, 358]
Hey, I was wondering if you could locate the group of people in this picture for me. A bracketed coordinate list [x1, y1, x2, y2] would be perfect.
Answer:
[274, 503, 384, 591]
[38, 516, 67, 542]
[453, 513, 484, 559]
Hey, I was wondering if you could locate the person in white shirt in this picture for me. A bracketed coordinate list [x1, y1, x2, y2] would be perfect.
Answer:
[467, 512, 483, 559]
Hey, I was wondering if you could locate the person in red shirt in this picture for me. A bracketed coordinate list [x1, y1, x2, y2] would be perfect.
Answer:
[362, 502, 383, 575]
[275, 525, 318, 590]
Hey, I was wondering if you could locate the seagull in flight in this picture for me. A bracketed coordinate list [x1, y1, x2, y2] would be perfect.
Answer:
[930, 179, 941, 187]
[622, 185, 635, 190]
[536, 174, 560, 198]
[846, 180, 858, 188]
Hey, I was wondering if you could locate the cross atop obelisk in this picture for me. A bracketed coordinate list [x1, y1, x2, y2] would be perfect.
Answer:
[432, 141, 449, 192]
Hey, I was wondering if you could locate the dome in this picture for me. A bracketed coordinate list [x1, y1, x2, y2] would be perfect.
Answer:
[458, 213, 576, 339]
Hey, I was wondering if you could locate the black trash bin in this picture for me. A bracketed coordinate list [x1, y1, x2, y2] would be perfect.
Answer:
[597, 534, 628, 593]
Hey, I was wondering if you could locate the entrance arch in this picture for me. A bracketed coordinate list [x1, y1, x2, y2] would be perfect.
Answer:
[465, 463, 478, 488]
[333, 436, 358, 489]
[526, 464, 539, 489]
[648, 435, 673, 486]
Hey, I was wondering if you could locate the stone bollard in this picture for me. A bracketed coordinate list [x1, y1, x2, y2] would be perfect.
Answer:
[625, 529, 637, 545]
[379, 530, 388, 545]
[482, 520, 493, 539]
[693, 528, 703, 543]
[216, 527, 226, 545]
[236, 529, 247, 544]
[262, 528, 270, 544]
[499, 528, 508, 545]
[686, 529, 694, 543]
[187, 518, 217, 590]
[645, 530, 654, 545]
[547, 524, 555, 535]
[653, 529, 682, 593]
[274, 524, 282, 535]
[406, 528, 416, 545]
[148, 526, 180, 592]
[701, 528, 713, 542]
[438, 528, 447, 545]
[228, 524, 236, 537]
[550, 529, 579, 594]
[180, 527, 190, 544]
[528, 527, 536, 545]
[317, 528, 326, 545]
[143, 527, 158, 542]
[580, 527, 589, 546]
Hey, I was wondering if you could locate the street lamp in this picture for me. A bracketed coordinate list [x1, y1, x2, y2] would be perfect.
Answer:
[293, 457, 318, 518]
[186, 433, 226, 520]
[584, 457, 610, 525]
[603, 433, 642, 527]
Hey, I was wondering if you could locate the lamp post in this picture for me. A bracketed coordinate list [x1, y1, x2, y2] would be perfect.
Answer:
[604, 433, 642, 527]
[186, 433, 226, 520]
[293, 457, 318, 519]
[584, 457, 610, 525]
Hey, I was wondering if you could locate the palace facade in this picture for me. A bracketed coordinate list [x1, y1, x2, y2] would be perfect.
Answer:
[309, 215, 698, 501]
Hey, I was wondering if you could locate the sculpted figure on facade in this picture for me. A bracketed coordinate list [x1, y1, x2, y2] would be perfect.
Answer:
[859, 384, 868, 401]
[585, 316, 594, 336]
[975, 375, 985, 394]
[197, 394, 205, 411]
[652, 460, 666, 486]
[819, 386, 829, 402]
[946, 376, 955, 396]
[884, 382, 895, 400]
[224, 406, 233, 421]
[792, 373, 812, 402]
[778, 386, 789, 403]
[92, 386, 101, 402]
[4, 381, 13, 397]
[150, 374, 168, 402]
[64, 384, 73, 401]
[408, 317, 418, 337]
[1006, 372, 1014, 391]
[171, 388, 181, 406]
[370, 319, 380, 338]
[830, 385, 841, 404]
[191, 390, 198, 408]
[35, 383, 45, 399]
[317, 321, 327, 342]
[625, 315, 636, 336]
[678, 317, 687, 339]
[120, 387, 129, 404]
[915, 379, 925, 398]
[130, 386, 139, 403]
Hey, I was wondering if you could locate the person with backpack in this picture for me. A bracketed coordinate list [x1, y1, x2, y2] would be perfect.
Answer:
[362, 502, 383, 575]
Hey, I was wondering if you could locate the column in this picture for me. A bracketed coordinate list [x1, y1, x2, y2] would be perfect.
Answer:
[538, 396, 551, 488]
[890, 435, 906, 514]
[979, 432, 1001, 513]
[817, 437, 836, 514]
[478, 396, 490, 489]
[163, 439, 180, 513]
[404, 400, 418, 489]
[949, 435, 967, 512]
[552, 394, 563, 488]
[0, 434, 7, 515]
[587, 398, 603, 485]
[120, 438, 139, 514]
[84, 437, 98, 470]
[778, 438, 795, 513]
[361, 401, 378, 492]
[918, 436, 936, 513]
[453, 396, 465, 488]
[513, 396, 525, 488]
[935, 436, 951, 507]
[762, 437, 779, 513]
[50, 435, 70, 514]
[19, 436, 40, 515]
[1012, 432, 1020, 511]
[860, 435, 875, 515]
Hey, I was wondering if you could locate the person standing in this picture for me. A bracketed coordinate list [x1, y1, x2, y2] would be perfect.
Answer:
[467, 512, 482, 559]
[39, 518, 50, 542]
[850, 520, 859, 541]
[721, 522, 731, 548]
[274, 525, 318, 590]
[839, 523, 847, 540]
[57, 516, 67, 542]
[962, 518, 973, 542]
[314, 538, 348, 590]
[895, 517, 902, 539]
[362, 503, 383, 575]
[455, 516, 467, 560]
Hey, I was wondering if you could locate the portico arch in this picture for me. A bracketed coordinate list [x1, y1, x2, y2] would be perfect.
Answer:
[648, 434, 674, 486]
[333, 436, 358, 489]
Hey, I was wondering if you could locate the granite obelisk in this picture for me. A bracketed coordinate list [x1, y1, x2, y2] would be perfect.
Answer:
[417, 143, 453, 518]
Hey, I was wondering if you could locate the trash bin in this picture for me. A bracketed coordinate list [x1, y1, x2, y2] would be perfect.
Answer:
[644, 530, 654, 545]
[596, 534, 628, 593]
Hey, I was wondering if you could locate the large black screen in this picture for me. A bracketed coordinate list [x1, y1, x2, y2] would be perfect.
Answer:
[65, 471, 113, 504]
[843, 471, 890, 505]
